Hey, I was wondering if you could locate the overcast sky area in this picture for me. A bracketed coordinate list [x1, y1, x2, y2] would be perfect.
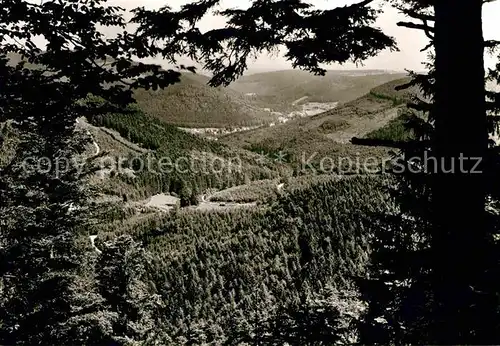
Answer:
[107, 0, 500, 74]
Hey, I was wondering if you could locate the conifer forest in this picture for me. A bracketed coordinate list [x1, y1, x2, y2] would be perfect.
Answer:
[2, 0, 500, 345]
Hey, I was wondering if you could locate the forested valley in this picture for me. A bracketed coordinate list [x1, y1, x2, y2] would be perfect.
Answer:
[2, 0, 500, 345]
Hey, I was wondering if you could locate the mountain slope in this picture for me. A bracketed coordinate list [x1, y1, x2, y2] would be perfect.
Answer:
[100, 175, 394, 344]
[7, 52, 406, 130]
[133, 73, 275, 128]
[222, 77, 413, 174]
[229, 70, 407, 107]
[4, 53, 276, 129]
[135, 70, 407, 128]
[85, 106, 286, 201]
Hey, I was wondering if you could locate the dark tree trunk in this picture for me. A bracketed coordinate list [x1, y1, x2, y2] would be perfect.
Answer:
[432, 0, 493, 343]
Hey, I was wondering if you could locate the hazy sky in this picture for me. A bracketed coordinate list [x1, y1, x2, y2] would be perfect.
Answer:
[108, 0, 500, 73]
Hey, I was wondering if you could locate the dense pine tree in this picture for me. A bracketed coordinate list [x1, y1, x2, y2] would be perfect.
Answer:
[96, 235, 164, 345]
[358, 1, 500, 343]
[0, 0, 193, 343]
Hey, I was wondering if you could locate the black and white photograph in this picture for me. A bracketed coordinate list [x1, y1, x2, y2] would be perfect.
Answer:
[1, 0, 500, 344]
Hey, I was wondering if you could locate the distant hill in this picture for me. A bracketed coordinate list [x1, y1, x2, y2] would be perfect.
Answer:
[4, 51, 44, 69]
[5, 53, 407, 129]
[3, 53, 277, 129]
[77, 77, 414, 202]
[133, 73, 276, 128]
[134, 70, 407, 129]
[222, 77, 414, 173]
[229, 70, 407, 107]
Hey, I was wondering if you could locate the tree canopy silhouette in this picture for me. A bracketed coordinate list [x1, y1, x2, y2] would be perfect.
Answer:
[0, 0, 194, 343]
[357, 1, 500, 344]
[132, 0, 397, 86]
